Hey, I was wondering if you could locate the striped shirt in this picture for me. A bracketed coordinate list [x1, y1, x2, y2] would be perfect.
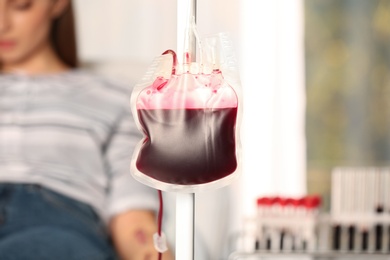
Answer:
[0, 70, 158, 221]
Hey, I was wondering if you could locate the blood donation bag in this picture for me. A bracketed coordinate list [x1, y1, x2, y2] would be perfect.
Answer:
[131, 33, 242, 192]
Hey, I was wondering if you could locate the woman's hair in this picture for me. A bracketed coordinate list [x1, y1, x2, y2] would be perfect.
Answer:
[51, 0, 79, 68]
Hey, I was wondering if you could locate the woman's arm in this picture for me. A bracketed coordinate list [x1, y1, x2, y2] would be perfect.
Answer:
[110, 210, 174, 260]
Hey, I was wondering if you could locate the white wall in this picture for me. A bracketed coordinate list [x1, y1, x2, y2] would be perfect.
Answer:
[74, 0, 177, 62]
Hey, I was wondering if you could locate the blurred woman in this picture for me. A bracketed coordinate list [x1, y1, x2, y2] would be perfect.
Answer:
[0, 0, 172, 259]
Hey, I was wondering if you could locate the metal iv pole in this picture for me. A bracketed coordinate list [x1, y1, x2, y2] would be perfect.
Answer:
[175, 0, 196, 259]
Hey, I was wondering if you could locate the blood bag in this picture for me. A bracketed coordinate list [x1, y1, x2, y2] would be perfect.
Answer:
[130, 33, 242, 192]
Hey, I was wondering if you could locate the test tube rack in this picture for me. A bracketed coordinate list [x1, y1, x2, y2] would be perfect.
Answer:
[330, 167, 390, 253]
[231, 167, 390, 258]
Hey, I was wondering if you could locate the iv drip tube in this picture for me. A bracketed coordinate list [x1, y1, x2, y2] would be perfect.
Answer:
[177, 0, 197, 63]
[176, 0, 196, 260]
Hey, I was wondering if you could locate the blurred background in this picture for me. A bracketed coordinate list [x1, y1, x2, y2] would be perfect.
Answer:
[305, 0, 390, 209]
[71, 0, 390, 259]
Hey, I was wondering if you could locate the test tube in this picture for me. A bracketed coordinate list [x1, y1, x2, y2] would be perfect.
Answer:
[342, 169, 353, 251]
[280, 228, 285, 251]
[374, 168, 384, 252]
[306, 195, 321, 252]
[348, 168, 360, 252]
[361, 227, 369, 251]
[292, 198, 304, 251]
[333, 224, 342, 250]
[331, 169, 342, 251]
[279, 197, 287, 251]
[385, 169, 390, 252]
[348, 225, 355, 251]
[256, 196, 272, 250]
[269, 196, 281, 252]
[286, 197, 299, 251]
[367, 168, 376, 252]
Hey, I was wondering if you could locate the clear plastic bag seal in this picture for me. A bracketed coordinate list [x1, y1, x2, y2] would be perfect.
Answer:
[130, 32, 242, 193]
[130, 54, 173, 123]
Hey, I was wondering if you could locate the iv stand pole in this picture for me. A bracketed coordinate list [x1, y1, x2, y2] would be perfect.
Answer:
[176, 0, 196, 260]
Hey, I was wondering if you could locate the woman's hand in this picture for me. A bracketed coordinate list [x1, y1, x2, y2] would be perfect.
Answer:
[110, 210, 174, 260]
